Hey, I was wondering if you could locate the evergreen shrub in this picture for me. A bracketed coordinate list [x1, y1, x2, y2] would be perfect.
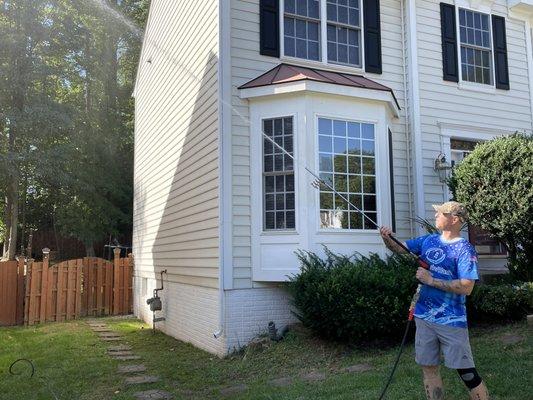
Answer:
[468, 282, 533, 322]
[288, 249, 418, 342]
[448, 133, 533, 281]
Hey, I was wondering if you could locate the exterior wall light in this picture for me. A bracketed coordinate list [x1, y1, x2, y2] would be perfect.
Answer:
[434, 153, 452, 183]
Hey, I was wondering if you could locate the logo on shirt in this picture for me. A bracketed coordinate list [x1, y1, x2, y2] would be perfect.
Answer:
[425, 247, 446, 264]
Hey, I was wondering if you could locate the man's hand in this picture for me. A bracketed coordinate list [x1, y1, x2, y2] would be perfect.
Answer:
[416, 267, 433, 285]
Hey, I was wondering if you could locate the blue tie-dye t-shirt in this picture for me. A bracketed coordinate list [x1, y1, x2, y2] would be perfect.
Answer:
[406, 234, 479, 328]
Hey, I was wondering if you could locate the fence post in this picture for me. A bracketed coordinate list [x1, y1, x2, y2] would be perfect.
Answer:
[113, 248, 121, 315]
[16, 256, 25, 325]
[40, 248, 50, 323]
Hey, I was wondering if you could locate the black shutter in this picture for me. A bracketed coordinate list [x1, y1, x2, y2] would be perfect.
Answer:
[363, 0, 382, 74]
[440, 3, 458, 82]
[388, 129, 396, 233]
[492, 15, 510, 90]
[260, 0, 279, 57]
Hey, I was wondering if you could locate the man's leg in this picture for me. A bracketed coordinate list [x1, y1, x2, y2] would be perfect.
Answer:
[422, 365, 445, 400]
[457, 368, 489, 400]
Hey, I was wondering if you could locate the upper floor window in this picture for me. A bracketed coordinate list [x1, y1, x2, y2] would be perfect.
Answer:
[458, 8, 492, 85]
[283, 0, 363, 68]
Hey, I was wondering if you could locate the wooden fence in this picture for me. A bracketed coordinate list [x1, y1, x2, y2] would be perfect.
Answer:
[0, 248, 133, 326]
[0, 259, 25, 326]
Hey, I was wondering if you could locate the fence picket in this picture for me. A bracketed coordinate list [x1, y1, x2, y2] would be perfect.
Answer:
[40, 254, 49, 323]
[75, 259, 82, 318]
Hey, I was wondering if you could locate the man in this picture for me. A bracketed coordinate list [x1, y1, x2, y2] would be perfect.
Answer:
[379, 201, 489, 400]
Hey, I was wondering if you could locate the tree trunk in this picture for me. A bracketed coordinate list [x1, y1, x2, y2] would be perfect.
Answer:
[6, 172, 19, 260]
[2, 195, 12, 257]
[85, 242, 95, 257]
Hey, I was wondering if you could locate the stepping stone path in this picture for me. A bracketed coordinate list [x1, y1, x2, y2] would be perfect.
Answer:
[87, 320, 172, 398]
[133, 389, 174, 400]
[270, 377, 293, 387]
[301, 371, 326, 382]
[220, 384, 248, 396]
[343, 363, 373, 373]
[118, 364, 147, 374]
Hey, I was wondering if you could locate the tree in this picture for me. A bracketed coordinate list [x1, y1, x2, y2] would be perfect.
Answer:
[450, 133, 533, 281]
[1, 0, 149, 259]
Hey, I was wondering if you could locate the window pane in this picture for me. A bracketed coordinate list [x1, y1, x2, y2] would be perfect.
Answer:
[347, 122, 360, 138]
[362, 123, 374, 139]
[265, 176, 274, 192]
[333, 120, 346, 136]
[349, 212, 363, 229]
[348, 156, 361, 174]
[319, 153, 333, 172]
[362, 157, 375, 174]
[347, 138, 361, 155]
[265, 212, 275, 229]
[286, 174, 294, 191]
[362, 140, 375, 156]
[334, 155, 347, 172]
[284, 17, 295, 37]
[334, 137, 347, 154]
[285, 36, 295, 57]
[320, 192, 334, 209]
[285, 0, 295, 14]
[318, 118, 332, 135]
[348, 175, 361, 192]
[309, 0, 319, 19]
[334, 174, 347, 192]
[319, 135, 333, 152]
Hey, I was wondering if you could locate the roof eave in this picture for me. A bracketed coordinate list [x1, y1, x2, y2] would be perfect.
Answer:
[239, 80, 400, 118]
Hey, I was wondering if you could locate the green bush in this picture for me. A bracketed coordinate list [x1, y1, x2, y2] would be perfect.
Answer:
[448, 133, 533, 281]
[467, 282, 533, 322]
[288, 249, 418, 342]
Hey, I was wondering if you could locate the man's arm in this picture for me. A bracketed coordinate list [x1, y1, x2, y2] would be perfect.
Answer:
[416, 268, 475, 295]
[379, 226, 408, 254]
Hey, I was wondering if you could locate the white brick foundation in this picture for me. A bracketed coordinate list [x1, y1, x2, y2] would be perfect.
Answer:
[134, 276, 224, 356]
[224, 286, 298, 353]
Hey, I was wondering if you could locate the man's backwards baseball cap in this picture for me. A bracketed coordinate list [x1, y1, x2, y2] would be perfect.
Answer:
[432, 201, 468, 222]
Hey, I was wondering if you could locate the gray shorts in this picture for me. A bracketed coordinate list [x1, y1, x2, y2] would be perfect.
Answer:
[414, 317, 475, 369]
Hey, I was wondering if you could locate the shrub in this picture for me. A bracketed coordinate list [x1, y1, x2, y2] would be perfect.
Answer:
[288, 249, 418, 342]
[467, 282, 533, 322]
[448, 133, 533, 281]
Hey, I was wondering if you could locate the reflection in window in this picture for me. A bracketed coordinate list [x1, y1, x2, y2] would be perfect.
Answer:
[318, 117, 377, 229]
[263, 117, 295, 230]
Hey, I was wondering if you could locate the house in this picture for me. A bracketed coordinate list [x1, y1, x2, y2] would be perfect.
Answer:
[132, 0, 533, 356]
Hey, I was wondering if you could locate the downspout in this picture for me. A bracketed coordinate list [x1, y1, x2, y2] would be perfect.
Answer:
[405, 0, 426, 235]
[400, 0, 414, 237]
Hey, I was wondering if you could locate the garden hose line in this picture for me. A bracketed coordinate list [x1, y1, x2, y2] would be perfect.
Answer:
[9, 358, 60, 400]
[261, 132, 429, 399]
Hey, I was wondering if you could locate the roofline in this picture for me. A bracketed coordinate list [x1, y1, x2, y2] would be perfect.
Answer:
[240, 80, 401, 118]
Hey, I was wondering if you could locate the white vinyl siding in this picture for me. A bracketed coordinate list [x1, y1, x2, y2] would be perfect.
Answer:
[230, 0, 411, 288]
[133, 0, 219, 289]
[415, 0, 532, 218]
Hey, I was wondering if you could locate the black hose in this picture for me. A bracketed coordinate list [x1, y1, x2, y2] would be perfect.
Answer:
[9, 358, 35, 378]
[378, 319, 412, 400]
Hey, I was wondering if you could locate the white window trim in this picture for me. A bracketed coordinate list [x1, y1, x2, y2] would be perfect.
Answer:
[279, 0, 366, 73]
[313, 113, 382, 233]
[454, 4, 497, 91]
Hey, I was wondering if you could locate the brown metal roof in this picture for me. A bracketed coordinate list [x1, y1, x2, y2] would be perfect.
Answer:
[238, 63, 400, 110]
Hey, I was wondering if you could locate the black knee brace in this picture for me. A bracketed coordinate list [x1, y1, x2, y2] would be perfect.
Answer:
[457, 368, 483, 390]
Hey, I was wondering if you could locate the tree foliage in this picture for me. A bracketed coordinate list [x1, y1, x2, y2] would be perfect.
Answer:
[0, 0, 149, 258]
[449, 133, 533, 281]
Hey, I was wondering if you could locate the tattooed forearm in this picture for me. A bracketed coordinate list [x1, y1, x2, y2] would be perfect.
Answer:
[430, 278, 474, 295]
[383, 237, 408, 254]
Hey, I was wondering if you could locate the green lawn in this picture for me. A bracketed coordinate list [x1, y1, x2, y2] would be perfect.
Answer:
[0, 318, 531, 399]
